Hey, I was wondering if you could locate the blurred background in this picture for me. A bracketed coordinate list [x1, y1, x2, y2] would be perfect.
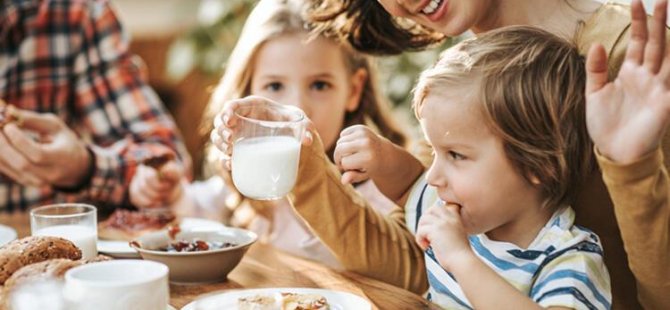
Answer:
[112, 0, 655, 177]
[113, 0, 450, 177]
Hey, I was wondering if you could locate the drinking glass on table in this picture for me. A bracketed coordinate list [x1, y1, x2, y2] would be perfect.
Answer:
[30, 203, 97, 259]
[230, 101, 306, 200]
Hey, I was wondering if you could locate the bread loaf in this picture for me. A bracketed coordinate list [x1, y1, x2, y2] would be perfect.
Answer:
[0, 236, 81, 284]
[0, 255, 111, 310]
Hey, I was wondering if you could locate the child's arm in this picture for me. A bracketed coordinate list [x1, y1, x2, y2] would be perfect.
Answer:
[585, 0, 670, 307]
[213, 98, 428, 293]
[414, 205, 540, 309]
[334, 125, 424, 202]
[291, 131, 427, 292]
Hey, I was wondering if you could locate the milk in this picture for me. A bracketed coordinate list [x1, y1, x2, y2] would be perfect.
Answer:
[232, 136, 301, 199]
[35, 225, 97, 259]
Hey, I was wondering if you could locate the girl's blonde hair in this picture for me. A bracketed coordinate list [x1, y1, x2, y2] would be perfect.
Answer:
[203, 0, 406, 160]
[413, 26, 593, 209]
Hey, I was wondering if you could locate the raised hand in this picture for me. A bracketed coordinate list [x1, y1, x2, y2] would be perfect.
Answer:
[586, 0, 670, 164]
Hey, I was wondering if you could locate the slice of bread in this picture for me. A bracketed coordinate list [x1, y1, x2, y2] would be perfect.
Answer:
[0, 236, 81, 284]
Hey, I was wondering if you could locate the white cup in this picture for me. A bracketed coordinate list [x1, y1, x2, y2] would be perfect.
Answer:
[63, 260, 169, 310]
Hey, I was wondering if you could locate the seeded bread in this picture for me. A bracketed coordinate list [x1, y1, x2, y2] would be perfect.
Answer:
[0, 236, 81, 284]
[0, 255, 111, 310]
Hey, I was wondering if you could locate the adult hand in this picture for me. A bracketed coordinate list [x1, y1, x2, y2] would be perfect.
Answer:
[0, 109, 91, 188]
[586, 0, 670, 164]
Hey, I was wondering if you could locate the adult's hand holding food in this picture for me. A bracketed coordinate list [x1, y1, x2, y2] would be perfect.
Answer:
[0, 109, 92, 188]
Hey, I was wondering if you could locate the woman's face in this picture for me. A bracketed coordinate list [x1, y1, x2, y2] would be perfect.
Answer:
[376, 0, 494, 36]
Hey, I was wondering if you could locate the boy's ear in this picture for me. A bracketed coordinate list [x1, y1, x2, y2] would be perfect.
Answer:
[346, 68, 368, 112]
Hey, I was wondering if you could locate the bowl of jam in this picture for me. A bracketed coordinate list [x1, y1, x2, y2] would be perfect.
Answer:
[130, 225, 257, 284]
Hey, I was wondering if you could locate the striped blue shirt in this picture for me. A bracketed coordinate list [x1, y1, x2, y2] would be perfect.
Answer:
[406, 180, 612, 310]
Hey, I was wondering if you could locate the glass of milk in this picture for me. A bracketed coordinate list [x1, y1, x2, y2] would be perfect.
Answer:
[231, 101, 306, 200]
[30, 204, 97, 259]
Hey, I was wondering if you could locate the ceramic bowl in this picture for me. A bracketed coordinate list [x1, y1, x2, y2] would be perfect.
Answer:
[131, 226, 257, 284]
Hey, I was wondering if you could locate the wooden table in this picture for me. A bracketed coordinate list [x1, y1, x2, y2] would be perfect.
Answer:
[0, 212, 439, 309]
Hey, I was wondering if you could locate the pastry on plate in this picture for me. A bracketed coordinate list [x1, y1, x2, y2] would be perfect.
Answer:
[281, 292, 329, 310]
[98, 209, 178, 241]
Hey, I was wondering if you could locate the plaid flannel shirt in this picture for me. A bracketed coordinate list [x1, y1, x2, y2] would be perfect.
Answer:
[0, 0, 191, 211]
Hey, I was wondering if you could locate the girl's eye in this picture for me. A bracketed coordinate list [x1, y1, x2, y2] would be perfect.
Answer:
[310, 81, 331, 91]
[264, 82, 283, 92]
[448, 151, 465, 161]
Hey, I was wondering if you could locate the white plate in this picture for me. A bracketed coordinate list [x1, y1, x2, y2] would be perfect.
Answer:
[97, 217, 225, 258]
[168, 305, 177, 310]
[181, 288, 372, 310]
[0, 224, 17, 247]
[97, 239, 140, 258]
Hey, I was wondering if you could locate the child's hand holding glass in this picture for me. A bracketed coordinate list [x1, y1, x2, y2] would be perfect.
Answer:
[212, 96, 314, 200]
[415, 202, 472, 272]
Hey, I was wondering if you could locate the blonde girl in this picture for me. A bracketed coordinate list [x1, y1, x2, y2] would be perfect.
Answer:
[129, 0, 410, 267]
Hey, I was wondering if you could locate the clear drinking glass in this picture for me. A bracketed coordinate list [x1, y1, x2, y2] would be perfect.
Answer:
[30, 204, 97, 259]
[231, 101, 306, 200]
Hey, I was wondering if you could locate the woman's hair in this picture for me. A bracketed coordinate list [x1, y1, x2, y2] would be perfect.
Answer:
[307, 0, 444, 55]
[202, 0, 407, 174]
[413, 26, 592, 209]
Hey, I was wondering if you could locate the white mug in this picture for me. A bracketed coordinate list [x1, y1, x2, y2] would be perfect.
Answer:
[63, 260, 169, 310]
